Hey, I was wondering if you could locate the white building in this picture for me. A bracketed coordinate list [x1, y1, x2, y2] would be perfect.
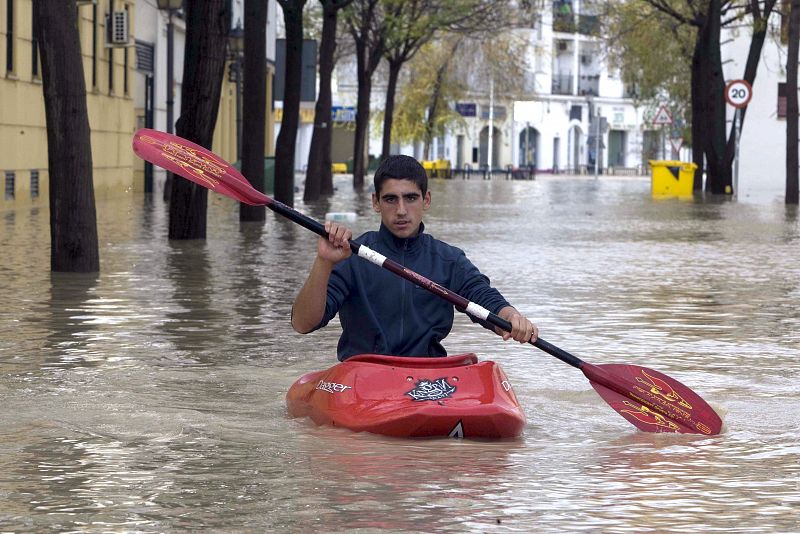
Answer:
[449, 0, 648, 175]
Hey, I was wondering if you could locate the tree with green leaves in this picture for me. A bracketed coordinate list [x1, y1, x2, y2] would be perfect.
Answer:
[378, 0, 517, 161]
[343, 0, 387, 189]
[388, 31, 528, 161]
[634, 0, 777, 194]
[389, 36, 466, 156]
[34, 0, 99, 272]
[605, 3, 693, 144]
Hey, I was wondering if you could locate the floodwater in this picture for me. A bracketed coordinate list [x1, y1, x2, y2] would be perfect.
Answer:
[1, 175, 798, 532]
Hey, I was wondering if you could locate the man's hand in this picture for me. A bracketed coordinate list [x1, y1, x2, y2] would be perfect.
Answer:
[317, 221, 353, 265]
[496, 306, 538, 344]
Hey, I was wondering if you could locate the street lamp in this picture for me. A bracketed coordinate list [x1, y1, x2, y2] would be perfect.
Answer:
[227, 21, 244, 162]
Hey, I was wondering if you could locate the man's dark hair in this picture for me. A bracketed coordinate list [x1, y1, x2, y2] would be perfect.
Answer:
[373, 155, 428, 196]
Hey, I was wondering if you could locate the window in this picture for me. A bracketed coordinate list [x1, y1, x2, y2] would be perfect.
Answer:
[778, 82, 786, 119]
[6, 0, 14, 73]
[30, 170, 39, 199]
[5, 171, 15, 200]
[135, 40, 154, 73]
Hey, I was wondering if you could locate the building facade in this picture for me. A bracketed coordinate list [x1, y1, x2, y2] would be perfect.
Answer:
[2, 0, 137, 209]
[2, 0, 276, 209]
[323, 0, 652, 175]
[445, 0, 649, 175]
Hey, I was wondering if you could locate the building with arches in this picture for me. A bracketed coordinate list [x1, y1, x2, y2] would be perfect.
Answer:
[441, 0, 649, 175]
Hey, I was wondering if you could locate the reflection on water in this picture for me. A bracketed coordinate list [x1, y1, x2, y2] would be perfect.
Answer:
[1, 176, 798, 532]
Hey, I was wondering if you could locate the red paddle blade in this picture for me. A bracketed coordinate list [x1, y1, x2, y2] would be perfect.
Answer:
[132, 128, 270, 206]
[583, 363, 722, 435]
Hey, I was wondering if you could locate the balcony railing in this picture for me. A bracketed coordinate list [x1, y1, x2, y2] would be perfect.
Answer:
[553, 12, 601, 36]
[553, 13, 576, 33]
[578, 75, 599, 96]
[552, 73, 573, 95]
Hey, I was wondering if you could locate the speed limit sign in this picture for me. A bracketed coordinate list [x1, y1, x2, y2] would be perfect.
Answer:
[725, 79, 752, 109]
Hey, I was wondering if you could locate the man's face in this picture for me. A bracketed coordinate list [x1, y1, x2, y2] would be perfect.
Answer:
[372, 178, 431, 239]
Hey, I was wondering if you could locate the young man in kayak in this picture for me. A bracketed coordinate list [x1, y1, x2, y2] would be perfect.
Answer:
[291, 155, 538, 360]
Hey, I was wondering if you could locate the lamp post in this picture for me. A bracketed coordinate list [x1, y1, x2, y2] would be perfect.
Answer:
[227, 21, 244, 163]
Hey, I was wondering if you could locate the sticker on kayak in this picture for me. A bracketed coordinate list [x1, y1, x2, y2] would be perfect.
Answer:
[405, 377, 456, 401]
[448, 420, 464, 438]
[316, 380, 352, 393]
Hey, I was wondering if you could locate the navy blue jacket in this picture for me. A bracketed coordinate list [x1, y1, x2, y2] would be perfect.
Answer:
[313, 223, 510, 360]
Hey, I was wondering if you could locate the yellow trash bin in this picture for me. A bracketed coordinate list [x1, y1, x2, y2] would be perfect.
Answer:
[649, 160, 697, 198]
[421, 160, 436, 178]
[434, 159, 452, 178]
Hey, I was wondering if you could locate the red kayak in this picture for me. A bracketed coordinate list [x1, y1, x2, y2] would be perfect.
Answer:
[286, 353, 525, 439]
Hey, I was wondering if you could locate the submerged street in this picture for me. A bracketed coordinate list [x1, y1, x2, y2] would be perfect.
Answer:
[1, 175, 798, 532]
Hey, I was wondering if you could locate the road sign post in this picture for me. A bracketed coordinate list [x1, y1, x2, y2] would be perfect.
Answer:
[652, 105, 673, 160]
[725, 80, 753, 197]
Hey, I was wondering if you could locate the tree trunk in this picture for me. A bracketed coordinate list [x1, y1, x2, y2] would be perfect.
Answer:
[694, 0, 728, 195]
[422, 38, 462, 161]
[305, 2, 339, 200]
[352, 37, 372, 189]
[169, 0, 231, 239]
[788, 0, 800, 204]
[349, 0, 384, 190]
[690, 39, 706, 191]
[423, 63, 447, 160]
[275, 1, 307, 207]
[34, 0, 99, 272]
[240, 0, 268, 221]
[381, 59, 402, 160]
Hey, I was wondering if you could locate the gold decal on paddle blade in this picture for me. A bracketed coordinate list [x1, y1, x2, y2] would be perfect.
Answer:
[636, 370, 692, 410]
[138, 134, 229, 188]
[621, 400, 680, 432]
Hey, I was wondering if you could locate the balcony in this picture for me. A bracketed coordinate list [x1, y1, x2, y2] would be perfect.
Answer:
[578, 14, 600, 36]
[553, 12, 576, 34]
[552, 3, 601, 36]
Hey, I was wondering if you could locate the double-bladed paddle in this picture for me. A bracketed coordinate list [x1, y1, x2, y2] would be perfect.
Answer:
[133, 128, 723, 435]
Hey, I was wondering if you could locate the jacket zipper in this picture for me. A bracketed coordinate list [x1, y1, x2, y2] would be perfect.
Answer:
[399, 239, 408, 346]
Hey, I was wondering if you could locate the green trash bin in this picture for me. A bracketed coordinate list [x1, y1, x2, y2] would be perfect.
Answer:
[234, 157, 275, 194]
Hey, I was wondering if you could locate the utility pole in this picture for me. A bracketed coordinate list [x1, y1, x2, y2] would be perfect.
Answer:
[594, 106, 600, 179]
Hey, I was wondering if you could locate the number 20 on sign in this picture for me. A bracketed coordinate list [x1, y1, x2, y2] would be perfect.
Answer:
[725, 80, 752, 109]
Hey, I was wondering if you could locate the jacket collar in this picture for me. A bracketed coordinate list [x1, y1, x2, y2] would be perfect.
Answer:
[378, 222, 426, 252]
